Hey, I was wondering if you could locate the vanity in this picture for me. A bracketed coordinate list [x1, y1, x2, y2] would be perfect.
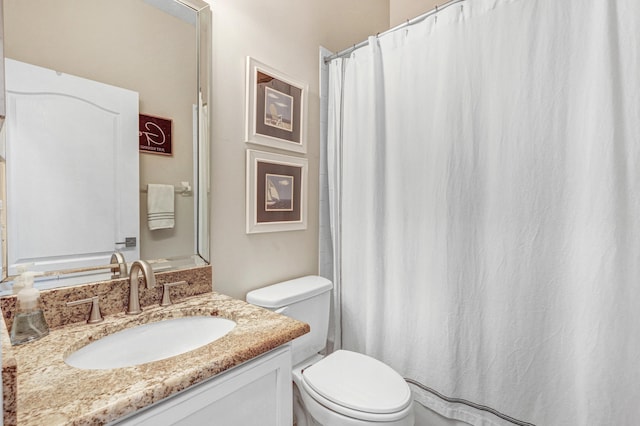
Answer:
[0, 265, 309, 425]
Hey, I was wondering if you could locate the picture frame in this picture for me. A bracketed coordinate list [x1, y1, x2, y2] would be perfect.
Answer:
[245, 57, 308, 153]
[246, 149, 308, 233]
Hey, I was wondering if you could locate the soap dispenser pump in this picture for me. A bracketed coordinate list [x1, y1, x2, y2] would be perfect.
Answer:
[10, 272, 50, 345]
[11, 263, 34, 294]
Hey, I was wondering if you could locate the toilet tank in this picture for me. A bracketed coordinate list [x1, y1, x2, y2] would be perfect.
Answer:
[246, 276, 333, 366]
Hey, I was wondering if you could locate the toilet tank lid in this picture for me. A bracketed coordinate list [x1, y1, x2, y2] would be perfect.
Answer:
[246, 276, 333, 308]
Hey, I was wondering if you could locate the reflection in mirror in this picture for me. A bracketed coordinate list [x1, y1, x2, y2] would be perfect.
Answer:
[0, 0, 211, 293]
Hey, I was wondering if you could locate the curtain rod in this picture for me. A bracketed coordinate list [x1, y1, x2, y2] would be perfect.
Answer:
[323, 0, 467, 64]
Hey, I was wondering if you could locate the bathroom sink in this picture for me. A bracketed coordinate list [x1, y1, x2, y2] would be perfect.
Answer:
[64, 316, 236, 370]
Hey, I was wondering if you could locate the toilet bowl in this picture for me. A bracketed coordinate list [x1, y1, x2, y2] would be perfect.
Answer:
[246, 276, 414, 426]
[293, 352, 414, 426]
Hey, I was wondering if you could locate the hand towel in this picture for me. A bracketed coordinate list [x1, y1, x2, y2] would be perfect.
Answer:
[147, 184, 175, 230]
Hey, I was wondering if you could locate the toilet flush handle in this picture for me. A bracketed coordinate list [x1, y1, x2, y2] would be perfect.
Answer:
[275, 307, 289, 315]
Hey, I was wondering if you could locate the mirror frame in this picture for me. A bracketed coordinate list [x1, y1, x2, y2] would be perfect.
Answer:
[0, 0, 211, 290]
[194, 0, 211, 265]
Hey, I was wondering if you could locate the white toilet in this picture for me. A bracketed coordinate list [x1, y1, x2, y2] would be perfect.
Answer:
[247, 276, 415, 426]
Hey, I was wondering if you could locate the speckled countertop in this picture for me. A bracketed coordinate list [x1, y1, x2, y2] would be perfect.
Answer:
[1, 291, 309, 425]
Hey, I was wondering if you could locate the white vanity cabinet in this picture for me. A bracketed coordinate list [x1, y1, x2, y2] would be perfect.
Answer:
[112, 345, 293, 426]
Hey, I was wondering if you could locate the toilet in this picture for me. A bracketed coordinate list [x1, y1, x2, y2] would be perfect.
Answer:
[246, 276, 415, 426]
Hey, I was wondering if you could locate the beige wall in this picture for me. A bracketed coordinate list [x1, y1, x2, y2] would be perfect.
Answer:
[209, 0, 389, 299]
[390, 0, 440, 27]
[4, 0, 196, 261]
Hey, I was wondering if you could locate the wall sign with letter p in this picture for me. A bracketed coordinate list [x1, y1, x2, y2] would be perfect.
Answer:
[139, 114, 172, 156]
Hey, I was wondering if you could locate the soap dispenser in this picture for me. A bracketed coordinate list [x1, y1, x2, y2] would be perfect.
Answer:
[10, 272, 50, 345]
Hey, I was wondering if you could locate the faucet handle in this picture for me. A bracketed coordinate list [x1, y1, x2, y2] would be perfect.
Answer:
[67, 296, 104, 324]
[160, 281, 187, 307]
[110, 251, 128, 279]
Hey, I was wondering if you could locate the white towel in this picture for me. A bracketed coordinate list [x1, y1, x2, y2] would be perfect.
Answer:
[147, 184, 175, 230]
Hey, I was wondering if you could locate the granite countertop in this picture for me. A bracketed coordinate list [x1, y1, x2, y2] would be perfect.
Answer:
[1, 292, 309, 425]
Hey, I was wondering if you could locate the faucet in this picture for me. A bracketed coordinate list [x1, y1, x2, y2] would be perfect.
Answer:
[126, 260, 156, 315]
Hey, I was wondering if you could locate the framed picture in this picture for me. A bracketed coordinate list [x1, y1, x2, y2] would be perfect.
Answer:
[245, 57, 308, 153]
[246, 149, 308, 233]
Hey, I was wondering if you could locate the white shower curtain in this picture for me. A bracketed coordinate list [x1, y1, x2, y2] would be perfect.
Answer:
[324, 0, 640, 424]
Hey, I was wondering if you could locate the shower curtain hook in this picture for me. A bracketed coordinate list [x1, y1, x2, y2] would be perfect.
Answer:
[435, 4, 439, 23]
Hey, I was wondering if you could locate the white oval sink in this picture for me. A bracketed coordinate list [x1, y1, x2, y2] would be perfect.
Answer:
[65, 316, 236, 370]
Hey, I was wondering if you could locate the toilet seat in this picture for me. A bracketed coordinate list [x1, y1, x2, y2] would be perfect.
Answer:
[300, 350, 413, 422]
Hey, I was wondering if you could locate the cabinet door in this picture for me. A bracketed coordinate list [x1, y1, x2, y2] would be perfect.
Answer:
[114, 345, 292, 426]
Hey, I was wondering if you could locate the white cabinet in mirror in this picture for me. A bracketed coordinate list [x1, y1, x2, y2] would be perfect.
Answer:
[0, 0, 211, 294]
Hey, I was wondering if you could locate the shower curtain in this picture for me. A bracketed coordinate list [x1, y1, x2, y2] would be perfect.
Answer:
[323, 0, 640, 424]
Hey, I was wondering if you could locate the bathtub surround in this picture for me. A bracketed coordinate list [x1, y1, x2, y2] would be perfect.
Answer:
[323, 0, 640, 424]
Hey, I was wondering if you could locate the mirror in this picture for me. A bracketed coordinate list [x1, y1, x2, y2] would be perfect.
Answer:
[0, 0, 211, 292]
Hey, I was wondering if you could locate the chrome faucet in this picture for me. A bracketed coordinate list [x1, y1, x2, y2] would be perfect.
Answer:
[126, 260, 156, 315]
